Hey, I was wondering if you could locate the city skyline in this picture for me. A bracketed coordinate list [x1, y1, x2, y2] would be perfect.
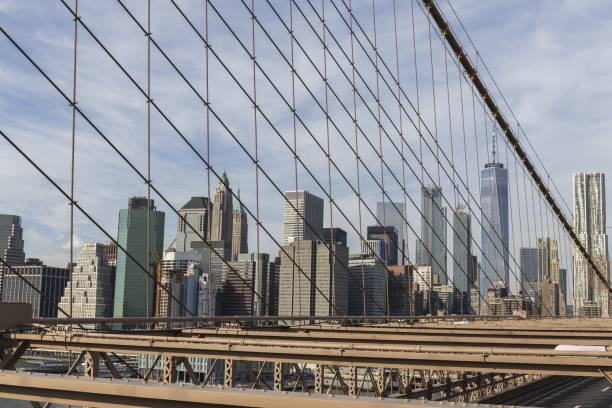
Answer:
[1, 1, 612, 405]
[0, 166, 584, 310]
[2, 2, 611, 275]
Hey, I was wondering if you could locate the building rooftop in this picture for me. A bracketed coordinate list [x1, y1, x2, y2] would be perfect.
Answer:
[180, 196, 210, 210]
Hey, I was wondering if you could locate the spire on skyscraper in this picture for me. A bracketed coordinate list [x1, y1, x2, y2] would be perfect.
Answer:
[492, 127, 497, 164]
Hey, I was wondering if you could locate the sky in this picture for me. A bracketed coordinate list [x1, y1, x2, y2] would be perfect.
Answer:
[1, 0, 611, 297]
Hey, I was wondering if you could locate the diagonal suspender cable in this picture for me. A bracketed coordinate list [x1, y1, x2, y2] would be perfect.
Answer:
[0, 26, 254, 319]
[244, 0, 498, 309]
[68, 0, 346, 317]
[443, 0, 572, 218]
[172, 0, 474, 312]
[0, 124, 192, 319]
[233, 0, 490, 309]
[315, 0, 545, 305]
[294, 0, 537, 305]
[422, 0, 610, 295]
[262, 0, 480, 300]
[129, 0, 391, 315]
[331, 0, 547, 302]
[0, 255, 86, 331]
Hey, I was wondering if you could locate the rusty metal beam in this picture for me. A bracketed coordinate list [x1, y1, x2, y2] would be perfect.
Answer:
[29, 314, 610, 326]
[0, 370, 503, 407]
[421, 0, 611, 295]
[0, 341, 30, 370]
[186, 326, 612, 347]
[4, 332, 611, 377]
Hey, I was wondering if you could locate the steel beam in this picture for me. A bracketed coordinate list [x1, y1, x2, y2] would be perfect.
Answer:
[187, 326, 612, 347]
[4, 332, 611, 377]
[0, 370, 500, 408]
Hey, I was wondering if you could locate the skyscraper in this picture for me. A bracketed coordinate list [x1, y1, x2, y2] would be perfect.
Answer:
[231, 191, 248, 261]
[348, 254, 386, 316]
[452, 205, 472, 294]
[367, 225, 399, 266]
[520, 247, 539, 292]
[58, 243, 115, 321]
[416, 186, 447, 284]
[282, 191, 324, 244]
[322, 227, 348, 247]
[537, 237, 559, 282]
[211, 173, 233, 250]
[176, 197, 211, 253]
[480, 146, 509, 298]
[237, 253, 271, 316]
[573, 172, 609, 316]
[0, 214, 26, 295]
[278, 240, 348, 318]
[559, 268, 568, 306]
[387, 265, 411, 315]
[113, 197, 165, 319]
[2, 259, 68, 318]
[376, 202, 406, 263]
[158, 250, 201, 321]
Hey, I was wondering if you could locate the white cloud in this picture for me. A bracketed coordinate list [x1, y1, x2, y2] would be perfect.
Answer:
[1, 0, 610, 301]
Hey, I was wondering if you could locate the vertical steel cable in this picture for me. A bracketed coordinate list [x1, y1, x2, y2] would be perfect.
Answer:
[264, 0, 488, 315]
[294, 0, 478, 315]
[410, 0, 430, 314]
[68, 0, 79, 323]
[288, 0, 302, 317]
[392, 0, 410, 313]
[529, 172, 541, 283]
[145, 0, 152, 318]
[370, 0, 389, 316]
[550, 198, 562, 311]
[458, 70, 469, 207]
[425, 2, 441, 188]
[304, 1, 478, 307]
[503, 132, 518, 295]
[321, 0, 336, 316]
[458, 68, 471, 313]
[409, 0, 424, 187]
[347, 0, 366, 316]
[250, 0, 262, 317]
[470, 83, 481, 197]
[512, 121, 526, 291]
[323, 0, 557, 307]
[443, 44, 458, 207]
[205, 0, 213, 320]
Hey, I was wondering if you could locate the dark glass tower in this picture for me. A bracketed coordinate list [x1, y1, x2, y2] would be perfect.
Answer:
[480, 140, 509, 298]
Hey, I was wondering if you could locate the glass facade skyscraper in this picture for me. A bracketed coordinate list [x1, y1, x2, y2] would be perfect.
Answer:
[113, 197, 165, 319]
[416, 186, 447, 285]
[480, 161, 509, 298]
[452, 206, 472, 294]
[376, 202, 406, 263]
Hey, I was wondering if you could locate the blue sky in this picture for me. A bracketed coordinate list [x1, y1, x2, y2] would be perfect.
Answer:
[1, 0, 611, 296]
